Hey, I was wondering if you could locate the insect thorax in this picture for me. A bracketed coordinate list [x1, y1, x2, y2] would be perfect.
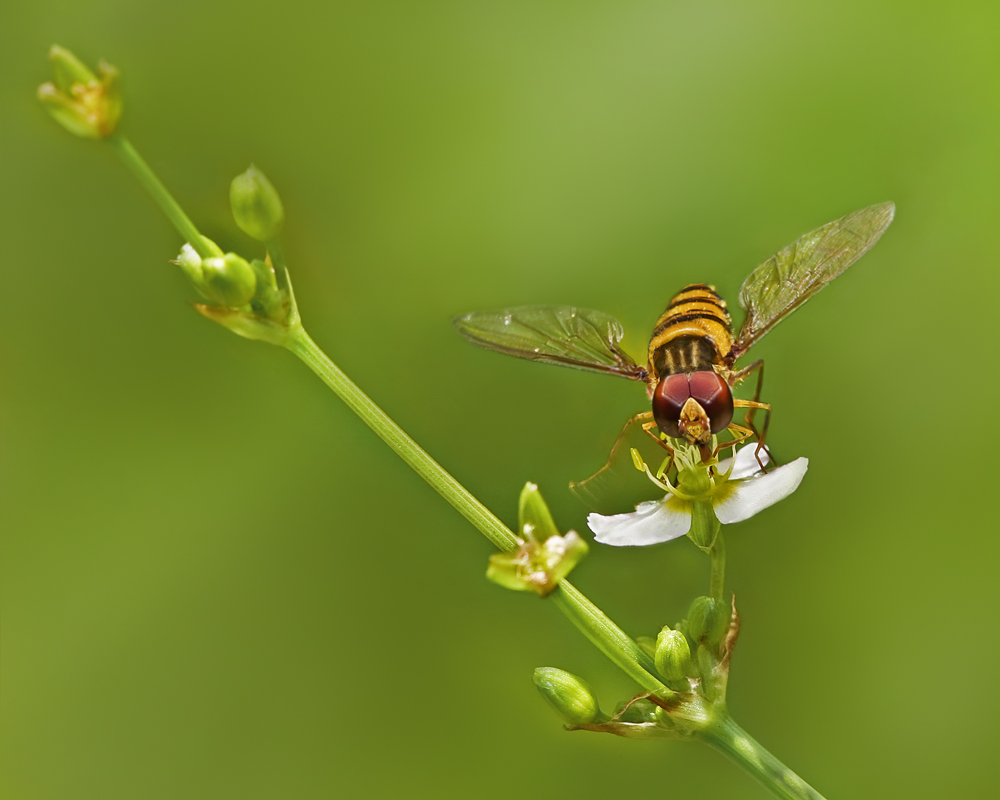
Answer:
[647, 284, 733, 382]
[650, 335, 720, 380]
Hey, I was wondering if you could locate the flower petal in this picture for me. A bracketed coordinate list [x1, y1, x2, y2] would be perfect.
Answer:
[587, 497, 692, 547]
[721, 444, 772, 481]
[714, 457, 809, 524]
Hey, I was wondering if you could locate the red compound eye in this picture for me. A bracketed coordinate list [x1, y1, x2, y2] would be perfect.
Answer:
[687, 371, 734, 433]
[651, 373, 691, 437]
[652, 371, 734, 438]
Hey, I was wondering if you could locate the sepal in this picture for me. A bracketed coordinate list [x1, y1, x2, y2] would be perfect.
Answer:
[518, 481, 560, 542]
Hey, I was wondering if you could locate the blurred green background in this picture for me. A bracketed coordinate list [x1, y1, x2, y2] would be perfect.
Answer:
[2, 1, 998, 798]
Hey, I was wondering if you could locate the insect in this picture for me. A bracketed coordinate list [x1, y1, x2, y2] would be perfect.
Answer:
[453, 202, 895, 483]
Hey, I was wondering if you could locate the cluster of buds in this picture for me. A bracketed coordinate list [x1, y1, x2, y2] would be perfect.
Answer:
[534, 593, 738, 739]
[531, 441, 807, 736]
[175, 166, 297, 344]
[38, 47, 298, 345]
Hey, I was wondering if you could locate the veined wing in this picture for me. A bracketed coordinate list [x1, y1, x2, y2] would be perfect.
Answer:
[453, 306, 648, 381]
[730, 202, 895, 361]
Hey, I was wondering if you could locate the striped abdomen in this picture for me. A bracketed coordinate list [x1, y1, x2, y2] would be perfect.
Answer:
[647, 284, 733, 383]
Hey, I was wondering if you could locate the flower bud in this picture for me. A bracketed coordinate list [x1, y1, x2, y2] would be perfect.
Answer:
[230, 165, 285, 241]
[38, 46, 122, 138]
[654, 627, 693, 682]
[200, 253, 257, 308]
[532, 667, 600, 726]
[175, 243, 204, 284]
[686, 596, 728, 646]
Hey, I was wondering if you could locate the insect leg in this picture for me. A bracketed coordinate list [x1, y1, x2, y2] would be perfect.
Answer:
[640, 420, 675, 476]
[729, 359, 765, 433]
[732, 399, 772, 471]
[568, 412, 658, 499]
[715, 422, 755, 460]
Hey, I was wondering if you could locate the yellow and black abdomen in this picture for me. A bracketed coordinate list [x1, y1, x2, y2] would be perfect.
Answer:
[647, 284, 733, 383]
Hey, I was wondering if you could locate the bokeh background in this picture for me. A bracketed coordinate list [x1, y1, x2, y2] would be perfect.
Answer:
[3, 2, 998, 798]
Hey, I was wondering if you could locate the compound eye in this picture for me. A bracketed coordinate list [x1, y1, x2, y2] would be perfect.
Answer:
[687, 371, 734, 433]
[651, 374, 691, 437]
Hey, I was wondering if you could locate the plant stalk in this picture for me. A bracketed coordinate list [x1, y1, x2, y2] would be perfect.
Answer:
[287, 328, 671, 693]
[701, 714, 827, 800]
[709, 529, 726, 602]
[108, 133, 213, 258]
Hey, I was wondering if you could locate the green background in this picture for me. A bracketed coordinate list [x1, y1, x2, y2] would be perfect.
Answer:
[3, 1, 998, 798]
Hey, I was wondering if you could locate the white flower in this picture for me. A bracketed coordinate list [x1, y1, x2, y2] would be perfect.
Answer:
[587, 446, 809, 547]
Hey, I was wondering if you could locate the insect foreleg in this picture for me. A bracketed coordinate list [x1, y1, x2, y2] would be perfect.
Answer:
[569, 412, 658, 499]
[731, 399, 772, 471]
[730, 359, 765, 432]
[640, 420, 675, 476]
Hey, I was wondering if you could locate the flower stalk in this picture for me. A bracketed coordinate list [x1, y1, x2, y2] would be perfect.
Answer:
[709, 529, 726, 603]
[701, 715, 827, 800]
[107, 133, 213, 259]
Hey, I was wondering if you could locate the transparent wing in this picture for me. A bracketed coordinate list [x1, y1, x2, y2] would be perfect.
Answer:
[453, 306, 648, 381]
[731, 202, 895, 360]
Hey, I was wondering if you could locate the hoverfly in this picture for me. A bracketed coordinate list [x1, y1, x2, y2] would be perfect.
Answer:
[453, 202, 895, 492]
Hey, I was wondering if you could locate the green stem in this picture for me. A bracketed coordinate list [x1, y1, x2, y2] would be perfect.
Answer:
[287, 327, 672, 696]
[552, 581, 668, 695]
[701, 715, 827, 800]
[108, 133, 212, 258]
[709, 529, 726, 603]
[287, 328, 517, 552]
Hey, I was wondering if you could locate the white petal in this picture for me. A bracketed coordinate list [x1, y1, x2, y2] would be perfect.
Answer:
[714, 457, 809, 524]
[723, 444, 772, 481]
[587, 497, 692, 547]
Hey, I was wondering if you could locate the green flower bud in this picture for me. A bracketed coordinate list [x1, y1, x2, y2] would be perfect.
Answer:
[654, 627, 693, 682]
[175, 244, 204, 284]
[38, 46, 122, 138]
[532, 667, 600, 726]
[200, 253, 257, 308]
[686, 596, 728, 646]
[230, 165, 285, 241]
